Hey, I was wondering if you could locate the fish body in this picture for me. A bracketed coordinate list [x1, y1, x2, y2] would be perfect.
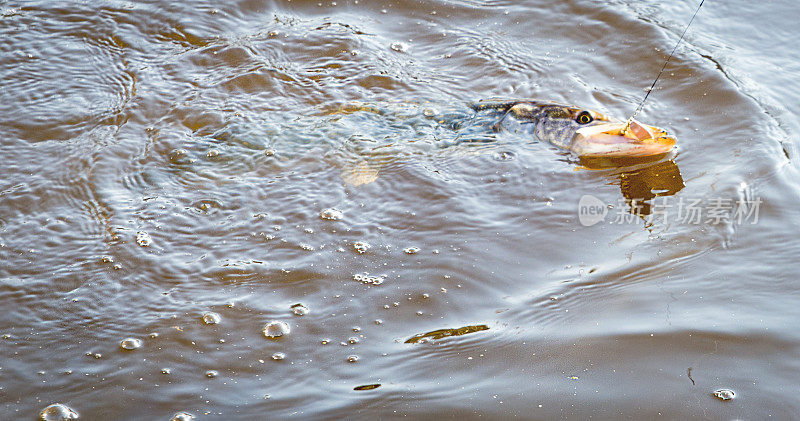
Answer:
[470, 99, 676, 158]
[322, 98, 680, 185]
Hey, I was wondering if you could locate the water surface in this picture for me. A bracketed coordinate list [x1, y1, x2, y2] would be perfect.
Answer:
[1, 0, 799, 419]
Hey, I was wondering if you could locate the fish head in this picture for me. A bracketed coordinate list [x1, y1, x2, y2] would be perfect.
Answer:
[503, 102, 676, 158]
[570, 117, 676, 158]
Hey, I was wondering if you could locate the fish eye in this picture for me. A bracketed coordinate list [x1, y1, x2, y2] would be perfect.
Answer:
[576, 111, 593, 124]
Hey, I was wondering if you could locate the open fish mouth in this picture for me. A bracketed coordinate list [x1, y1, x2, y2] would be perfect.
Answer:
[571, 119, 676, 158]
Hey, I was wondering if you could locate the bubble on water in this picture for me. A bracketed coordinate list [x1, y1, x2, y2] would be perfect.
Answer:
[161, 368, 171, 375]
[93, 353, 102, 359]
[422, 108, 439, 117]
[120, 338, 142, 351]
[321, 338, 330, 345]
[272, 352, 286, 361]
[291, 303, 309, 316]
[202, 312, 221, 325]
[205, 370, 218, 378]
[170, 412, 194, 421]
[264, 148, 276, 156]
[149, 332, 159, 338]
[375, 319, 383, 325]
[168, 148, 190, 164]
[403, 247, 420, 255]
[1, 8, 20, 18]
[493, 150, 516, 161]
[100, 255, 114, 263]
[352, 326, 361, 332]
[206, 149, 220, 158]
[135, 231, 152, 247]
[353, 241, 371, 254]
[347, 355, 359, 363]
[263, 321, 290, 339]
[353, 273, 385, 285]
[713, 389, 735, 400]
[348, 337, 359, 344]
[390, 42, 408, 53]
[299, 243, 315, 251]
[195, 200, 221, 213]
[320, 208, 343, 221]
[39, 403, 79, 420]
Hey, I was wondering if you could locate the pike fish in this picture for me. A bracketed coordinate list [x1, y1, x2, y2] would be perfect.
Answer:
[324, 98, 679, 185]
[472, 99, 676, 158]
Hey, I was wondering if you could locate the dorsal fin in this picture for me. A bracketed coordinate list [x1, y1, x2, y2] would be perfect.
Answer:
[470, 98, 558, 113]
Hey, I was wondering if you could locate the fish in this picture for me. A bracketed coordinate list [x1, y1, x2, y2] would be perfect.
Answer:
[323, 98, 678, 186]
[472, 99, 676, 158]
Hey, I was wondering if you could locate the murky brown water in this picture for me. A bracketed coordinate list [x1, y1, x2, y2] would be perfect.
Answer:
[2, 0, 800, 419]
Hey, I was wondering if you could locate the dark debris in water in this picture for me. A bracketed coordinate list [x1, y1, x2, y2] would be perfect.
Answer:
[353, 384, 381, 391]
[404, 324, 489, 344]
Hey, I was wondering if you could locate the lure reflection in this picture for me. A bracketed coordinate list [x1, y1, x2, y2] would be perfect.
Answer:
[580, 155, 685, 216]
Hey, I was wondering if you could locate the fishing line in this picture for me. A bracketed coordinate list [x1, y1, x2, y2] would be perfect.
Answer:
[622, 0, 705, 135]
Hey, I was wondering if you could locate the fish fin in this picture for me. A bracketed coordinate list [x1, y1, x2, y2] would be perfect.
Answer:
[470, 99, 519, 112]
[470, 98, 548, 112]
[319, 101, 386, 116]
[341, 160, 380, 186]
